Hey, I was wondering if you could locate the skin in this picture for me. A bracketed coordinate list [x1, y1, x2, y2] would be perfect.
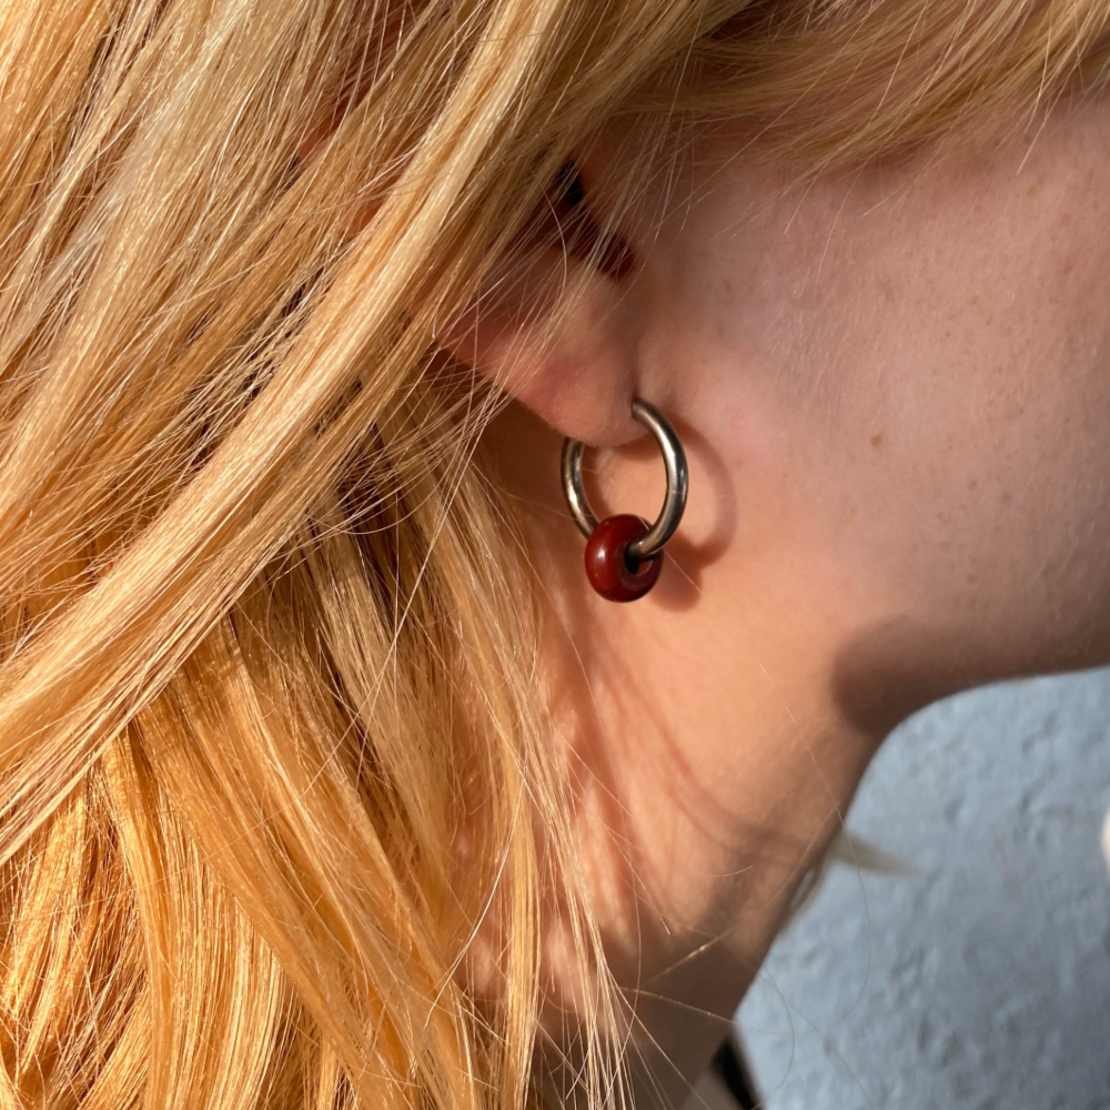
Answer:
[469, 88, 1110, 1105]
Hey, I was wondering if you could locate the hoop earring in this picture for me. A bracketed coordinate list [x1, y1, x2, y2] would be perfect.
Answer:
[561, 399, 689, 602]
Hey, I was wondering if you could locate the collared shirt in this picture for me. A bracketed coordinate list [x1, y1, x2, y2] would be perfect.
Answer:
[682, 1037, 759, 1110]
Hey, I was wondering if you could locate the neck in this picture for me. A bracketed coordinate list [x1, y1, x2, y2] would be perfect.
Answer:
[483, 401, 925, 1106]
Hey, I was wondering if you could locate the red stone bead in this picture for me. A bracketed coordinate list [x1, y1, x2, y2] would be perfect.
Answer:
[584, 514, 664, 602]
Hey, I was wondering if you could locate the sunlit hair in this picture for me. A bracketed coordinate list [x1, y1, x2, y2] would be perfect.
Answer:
[0, 0, 1107, 1106]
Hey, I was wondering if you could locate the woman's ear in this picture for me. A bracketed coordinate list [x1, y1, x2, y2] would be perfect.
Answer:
[438, 163, 645, 446]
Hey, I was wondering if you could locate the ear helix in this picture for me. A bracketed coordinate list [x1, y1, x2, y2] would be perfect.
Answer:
[561, 400, 688, 602]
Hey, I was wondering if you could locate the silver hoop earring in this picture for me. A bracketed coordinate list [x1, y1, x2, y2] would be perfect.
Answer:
[560, 399, 689, 602]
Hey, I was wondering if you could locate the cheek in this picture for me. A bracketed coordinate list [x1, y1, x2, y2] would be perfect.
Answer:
[792, 218, 1110, 663]
[676, 114, 1110, 669]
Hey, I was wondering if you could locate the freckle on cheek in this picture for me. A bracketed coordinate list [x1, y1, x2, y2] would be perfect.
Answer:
[870, 433, 884, 448]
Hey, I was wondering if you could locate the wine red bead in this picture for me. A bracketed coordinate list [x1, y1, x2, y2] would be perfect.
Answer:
[583, 514, 663, 602]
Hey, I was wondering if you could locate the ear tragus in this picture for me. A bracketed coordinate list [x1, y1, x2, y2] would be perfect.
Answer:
[437, 159, 645, 445]
[546, 161, 636, 283]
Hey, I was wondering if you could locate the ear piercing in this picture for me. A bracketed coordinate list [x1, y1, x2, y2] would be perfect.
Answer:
[561, 400, 688, 602]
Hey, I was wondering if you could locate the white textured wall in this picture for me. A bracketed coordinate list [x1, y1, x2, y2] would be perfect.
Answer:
[736, 670, 1110, 1110]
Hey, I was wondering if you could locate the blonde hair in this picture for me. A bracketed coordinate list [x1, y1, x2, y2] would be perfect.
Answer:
[0, 0, 1107, 1106]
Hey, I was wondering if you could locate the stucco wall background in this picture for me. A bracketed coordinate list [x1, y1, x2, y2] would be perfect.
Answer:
[734, 669, 1110, 1109]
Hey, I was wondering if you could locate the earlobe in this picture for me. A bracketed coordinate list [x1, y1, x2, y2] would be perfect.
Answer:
[437, 166, 646, 446]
